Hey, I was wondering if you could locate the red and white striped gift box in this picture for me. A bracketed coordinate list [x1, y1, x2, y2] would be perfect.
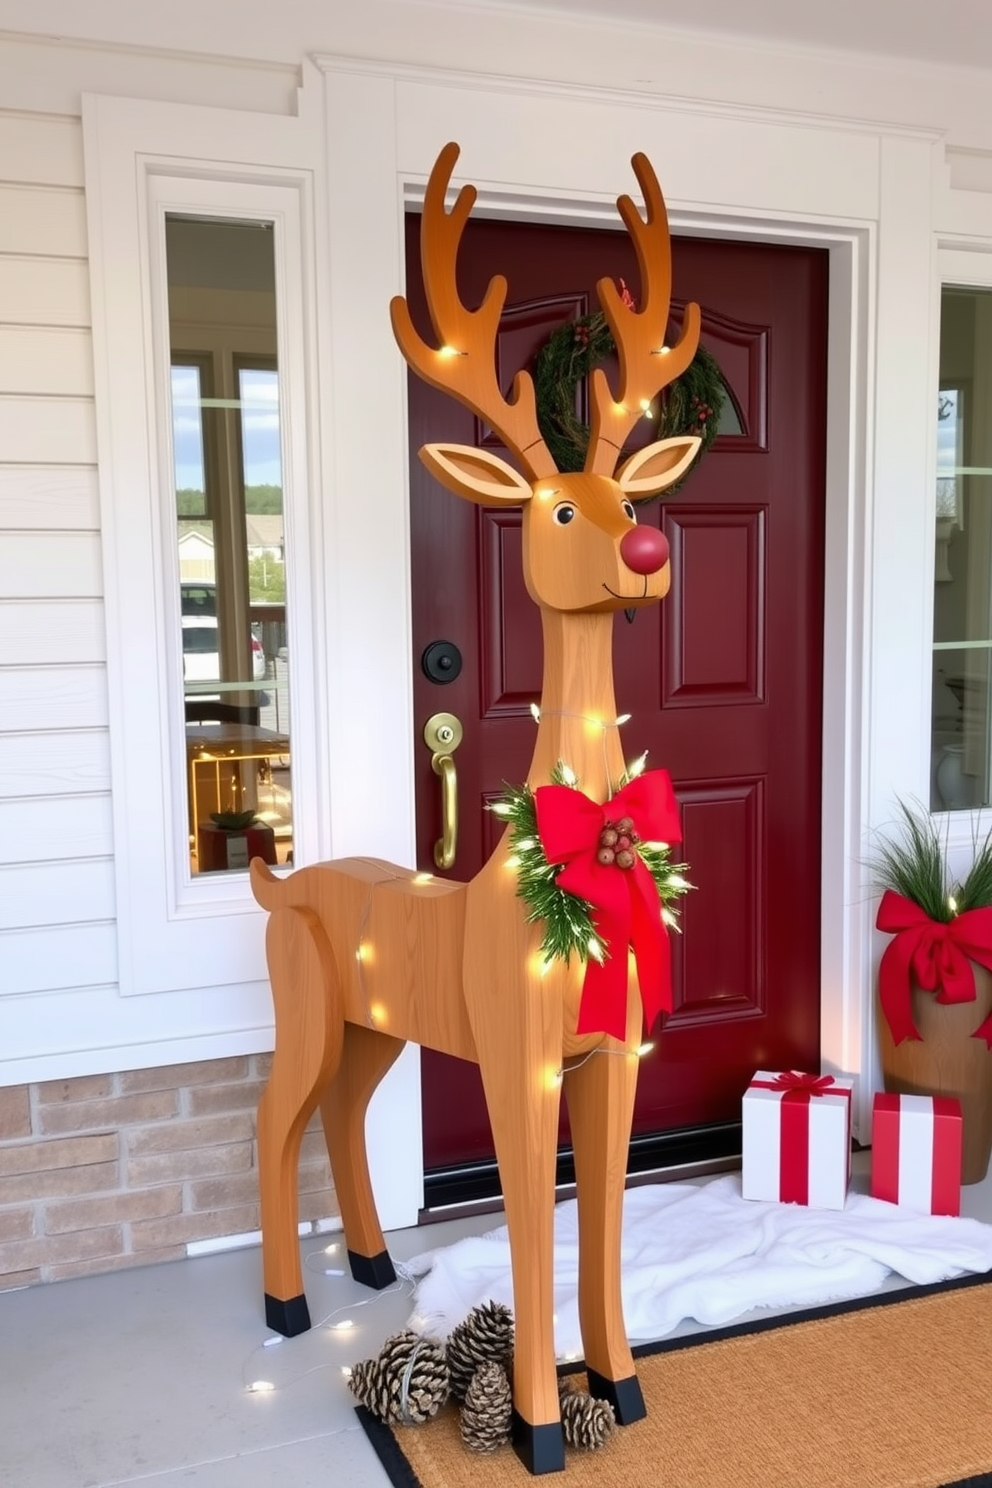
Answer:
[870, 1093, 963, 1216]
[742, 1070, 854, 1210]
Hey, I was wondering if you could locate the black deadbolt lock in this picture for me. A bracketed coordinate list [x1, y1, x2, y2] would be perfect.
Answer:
[421, 639, 463, 684]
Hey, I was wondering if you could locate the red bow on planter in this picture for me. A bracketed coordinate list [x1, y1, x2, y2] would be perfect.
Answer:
[534, 770, 682, 1040]
[876, 889, 992, 1047]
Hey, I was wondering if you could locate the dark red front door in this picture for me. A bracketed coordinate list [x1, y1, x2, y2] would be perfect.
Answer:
[406, 215, 828, 1179]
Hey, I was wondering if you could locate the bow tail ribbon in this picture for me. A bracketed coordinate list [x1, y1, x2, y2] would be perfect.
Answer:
[569, 859, 672, 1040]
[536, 770, 681, 1041]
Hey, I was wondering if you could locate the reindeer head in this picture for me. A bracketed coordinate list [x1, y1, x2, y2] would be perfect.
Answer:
[390, 143, 701, 615]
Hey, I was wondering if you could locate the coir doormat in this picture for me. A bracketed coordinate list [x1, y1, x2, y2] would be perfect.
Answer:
[356, 1272, 992, 1488]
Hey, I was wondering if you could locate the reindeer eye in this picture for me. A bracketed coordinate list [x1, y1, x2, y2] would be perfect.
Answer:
[621, 500, 636, 522]
[552, 503, 576, 526]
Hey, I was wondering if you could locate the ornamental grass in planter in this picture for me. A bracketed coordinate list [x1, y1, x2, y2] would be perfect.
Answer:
[873, 801, 992, 1184]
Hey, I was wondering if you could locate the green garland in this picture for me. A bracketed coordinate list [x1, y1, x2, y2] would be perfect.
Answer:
[532, 298, 726, 491]
[490, 762, 692, 970]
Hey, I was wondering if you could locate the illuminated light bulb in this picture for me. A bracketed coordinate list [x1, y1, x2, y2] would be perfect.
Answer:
[561, 764, 577, 786]
[491, 801, 513, 817]
[369, 1004, 387, 1026]
[615, 713, 632, 726]
[653, 345, 671, 356]
[341, 1366, 353, 1378]
[587, 938, 604, 964]
[248, 1380, 275, 1393]
[437, 345, 464, 358]
[332, 1319, 354, 1331]
[412, 872, 433, 884]
[517, 837, 535, 850]
[948, 894, 959, 914]
[355, 944, 365, 963]
[662, 907, 677, 927]
[628, 752, 648, 779]
[547, 1067, 564, 1090]
[324, 1244, 339, 1255]
[667, 874, 689, 890]
[262, 1335, 284, 1348]
[530, 702, 542, 722]
[505, 855, 521, 869]
[637, 1041, 656, 1058]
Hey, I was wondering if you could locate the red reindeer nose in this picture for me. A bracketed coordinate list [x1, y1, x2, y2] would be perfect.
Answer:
[619, 525, 670, 575]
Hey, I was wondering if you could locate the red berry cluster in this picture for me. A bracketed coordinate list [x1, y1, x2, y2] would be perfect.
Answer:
[690, 393, 715, 425]
[574, 322, 592, 347]
[597, 816, 639, 871]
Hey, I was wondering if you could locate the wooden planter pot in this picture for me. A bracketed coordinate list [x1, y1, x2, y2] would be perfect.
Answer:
[878, 962, 992, 1185]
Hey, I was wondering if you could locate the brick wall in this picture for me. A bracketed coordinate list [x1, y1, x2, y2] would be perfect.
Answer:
[0, 1055, 337, 1289]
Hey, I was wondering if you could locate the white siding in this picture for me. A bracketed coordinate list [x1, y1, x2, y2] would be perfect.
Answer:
[0, 109, 109, 1022]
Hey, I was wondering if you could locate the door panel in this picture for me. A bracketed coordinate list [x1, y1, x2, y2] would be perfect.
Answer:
[408, 216, 828, 1179]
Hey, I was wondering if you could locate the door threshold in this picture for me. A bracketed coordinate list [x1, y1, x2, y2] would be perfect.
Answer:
[419, 1121, 743, 1221]
[417, 1153, 741, 1227]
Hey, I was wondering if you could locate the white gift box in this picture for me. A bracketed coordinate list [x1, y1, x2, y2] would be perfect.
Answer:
[870, 1093, 962, 1216]
[742, 1070, 854, 1210]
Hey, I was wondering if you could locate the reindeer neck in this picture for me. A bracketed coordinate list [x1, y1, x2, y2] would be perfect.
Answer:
[526, 609, 627, 802]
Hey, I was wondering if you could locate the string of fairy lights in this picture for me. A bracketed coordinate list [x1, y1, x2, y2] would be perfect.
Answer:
[239, 710, 673, 1394]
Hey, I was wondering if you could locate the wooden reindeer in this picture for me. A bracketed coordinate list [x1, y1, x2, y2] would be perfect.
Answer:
[250, 142, 700, 1474]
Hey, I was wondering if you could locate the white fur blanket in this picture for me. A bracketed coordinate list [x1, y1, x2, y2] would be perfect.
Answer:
[401, 1174, 992, 1358]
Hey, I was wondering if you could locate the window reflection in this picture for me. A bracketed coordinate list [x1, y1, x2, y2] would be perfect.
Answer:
[166, 216, 293, 873]
[931, 285, 992, 810]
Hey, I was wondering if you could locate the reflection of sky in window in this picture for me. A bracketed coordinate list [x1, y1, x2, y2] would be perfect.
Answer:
[171, 364, 205, 491]
[239, 368, 282, 488]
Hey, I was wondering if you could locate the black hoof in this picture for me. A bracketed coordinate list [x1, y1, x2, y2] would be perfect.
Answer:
[347, 1248, 397, 1290]
[264, 1291, 311, 1337]
[511, 1409, 566, 1475]
[585, 1369, 647, 1425]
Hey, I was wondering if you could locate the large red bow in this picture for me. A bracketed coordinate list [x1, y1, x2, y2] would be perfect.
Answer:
[533, 770, 682, 1039]
[876, 889, 992, 1047]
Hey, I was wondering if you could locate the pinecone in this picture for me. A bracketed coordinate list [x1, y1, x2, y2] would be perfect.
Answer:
[558, 1379, 616, 1451]
[347, 1330, 449, 1424]
[459, 1361, 513, 1452]
[446, 1301, 514, 1401]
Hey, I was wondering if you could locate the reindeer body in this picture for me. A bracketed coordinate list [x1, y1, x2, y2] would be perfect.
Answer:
[251, 144, 700, 1473]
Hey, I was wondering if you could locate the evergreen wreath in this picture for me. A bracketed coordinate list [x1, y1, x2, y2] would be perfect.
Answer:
[532, 283, 726, 490]
[491, 761, 692, 969]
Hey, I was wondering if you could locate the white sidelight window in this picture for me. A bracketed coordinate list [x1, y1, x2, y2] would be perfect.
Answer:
[83, 97, 323, 1000]
[932, 269, 992, 812]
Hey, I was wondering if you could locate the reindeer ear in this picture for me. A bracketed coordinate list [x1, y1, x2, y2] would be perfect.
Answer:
[616, 435, 702, 498]
[420, 443, 533, 507]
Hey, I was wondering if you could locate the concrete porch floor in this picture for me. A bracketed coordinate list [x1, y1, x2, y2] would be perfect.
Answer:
[3, 1153, 992, 1487]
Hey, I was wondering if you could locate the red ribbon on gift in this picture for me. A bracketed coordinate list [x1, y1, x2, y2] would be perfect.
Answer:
[751, 1072, 845, 1205]
[533, 770, 681, 1040]
[875, 889, 992, 1049]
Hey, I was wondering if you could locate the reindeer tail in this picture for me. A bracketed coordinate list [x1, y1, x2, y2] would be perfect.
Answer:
[250, 858, 285, 911]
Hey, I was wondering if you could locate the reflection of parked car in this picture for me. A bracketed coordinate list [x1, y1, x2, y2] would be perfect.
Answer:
[181, 610, 266, 683]
[180, 581, 217, 618]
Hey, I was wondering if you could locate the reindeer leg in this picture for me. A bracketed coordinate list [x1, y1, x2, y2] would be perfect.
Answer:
[319, 1022, 405, 1289]
[464, 957, 565, 1476]
[563, 983, 646, 1425]
[258, 906, 344, 1336]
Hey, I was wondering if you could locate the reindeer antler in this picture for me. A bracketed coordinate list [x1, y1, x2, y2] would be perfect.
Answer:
[585, 154, 702, 477]
[390, 143, 558, 482]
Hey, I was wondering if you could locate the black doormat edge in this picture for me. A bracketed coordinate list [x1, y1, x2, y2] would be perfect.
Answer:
[354, 1268, 992, 1488]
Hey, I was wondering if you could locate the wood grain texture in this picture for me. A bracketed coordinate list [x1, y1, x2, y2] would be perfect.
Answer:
[252, 145, 698, 1460]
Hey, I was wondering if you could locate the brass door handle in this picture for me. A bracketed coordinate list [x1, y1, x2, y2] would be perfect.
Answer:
[423, 712, 463, 870]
